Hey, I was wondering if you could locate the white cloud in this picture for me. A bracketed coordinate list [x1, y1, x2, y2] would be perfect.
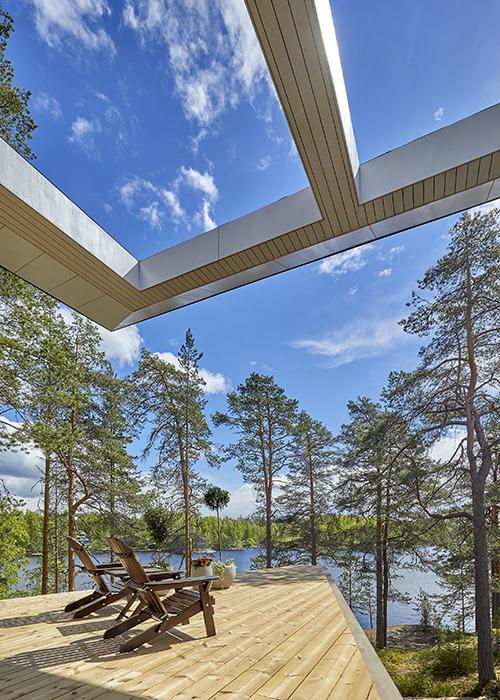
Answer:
[122, 0, 272, 128]
[291, 317, 406, 368]
[67, 116, 101, 156]
[94, 90, 110, 102]
[347, 285, 358, 296]
[162, 189, 184, 220]
[389, 245, 405, 255]
[429, 429, 467, 463]
[0, 420, 43, 507]
[434, 106, 444, 122]
[195, 199, 217, 231]
[118, 169, 221, 231]
[190, 129, 208, 154]
[99, 324, 143, 367]
[376, 268, 392, 278]
[28, 0, 115, 55]
[256, 156, 271, 171]
[318, 245, 372, 276]
[139, 201, 162, 229]
[32, 92, 62, 120]
[178, 166, 218, 202]
[155, 352, 230, 394]
[59, 307, 142, 367]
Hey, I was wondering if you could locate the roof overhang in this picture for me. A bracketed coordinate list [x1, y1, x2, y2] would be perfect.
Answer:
[1, 0, 499, 330]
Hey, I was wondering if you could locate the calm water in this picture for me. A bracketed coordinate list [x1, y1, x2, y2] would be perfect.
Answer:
[19, 548, 441, 629]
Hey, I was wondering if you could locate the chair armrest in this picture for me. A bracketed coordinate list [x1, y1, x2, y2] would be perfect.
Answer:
[94, 562, 122, 569]
[147, 569, 184, 580]
[144, 575, 218, 591]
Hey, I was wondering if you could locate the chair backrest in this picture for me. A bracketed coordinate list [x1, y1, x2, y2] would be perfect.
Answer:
[67, 536, 109, 595]
[109, 537, 166, 615]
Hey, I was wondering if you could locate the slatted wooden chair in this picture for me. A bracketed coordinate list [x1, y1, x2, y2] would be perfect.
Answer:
[66, 537, 183, 620]
[105, 536, 218, 653]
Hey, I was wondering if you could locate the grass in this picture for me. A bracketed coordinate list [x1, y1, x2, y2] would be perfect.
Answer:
[377, 633, 500, 698]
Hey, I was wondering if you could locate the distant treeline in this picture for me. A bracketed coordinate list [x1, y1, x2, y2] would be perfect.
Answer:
[17, 510, 362, 555]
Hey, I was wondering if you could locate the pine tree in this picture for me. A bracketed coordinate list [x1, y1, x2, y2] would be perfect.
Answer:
[335, 397, 420, 648]
[278, 411, 335, 565]
[387, 209, 500, 684]
[213, 373, 297, 567]
[0, 7, 37, 159]
[132, 330, 215, 575]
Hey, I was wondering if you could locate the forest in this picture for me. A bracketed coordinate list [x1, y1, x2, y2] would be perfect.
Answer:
[0, 5, 500, 695]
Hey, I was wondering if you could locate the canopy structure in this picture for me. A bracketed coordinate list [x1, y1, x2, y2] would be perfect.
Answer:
[1, 0, 499, 330]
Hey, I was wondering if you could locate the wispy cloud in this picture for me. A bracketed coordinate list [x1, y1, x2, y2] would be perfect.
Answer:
[256, 155, 271, 171]
[32, 92, 62, 120]
[122, 0, 273, 129]
[195, 199, 217, 231]
[177, 166, 218, 202]
[155, 351, 230, 394]
[118, 165, 218, 232]
[291, 317, 407, 368]
[376, 267, 392, 278]
[433, 106, 444, 122]
[67, 116, 101, 156]
[119, 175, 187, 229]
[318, 245, 372, 276]
[28, 0, 115, 55]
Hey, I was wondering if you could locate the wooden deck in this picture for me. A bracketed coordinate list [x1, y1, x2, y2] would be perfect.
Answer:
[0, 566, 401, 699]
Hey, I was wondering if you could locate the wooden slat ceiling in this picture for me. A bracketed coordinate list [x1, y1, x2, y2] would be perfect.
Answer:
[1, 0, 499, 329]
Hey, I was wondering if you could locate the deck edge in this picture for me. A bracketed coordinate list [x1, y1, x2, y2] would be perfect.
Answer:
[322, 567, 403, 700]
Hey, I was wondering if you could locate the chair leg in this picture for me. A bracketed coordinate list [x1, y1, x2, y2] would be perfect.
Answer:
[199, 585, 216, 637]
[104, 607, 150, 639]
[64, 590, 102, 612]
[118, 603, 201, 653]
[116, 592, 138, 620]
[72, 588, 128, 619]
[119, 622, 161, 653]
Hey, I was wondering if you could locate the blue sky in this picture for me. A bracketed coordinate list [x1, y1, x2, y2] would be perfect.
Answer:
[3, 0, 499, 514]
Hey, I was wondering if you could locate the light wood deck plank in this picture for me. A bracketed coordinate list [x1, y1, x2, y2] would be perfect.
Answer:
[0, 566, 400, 699]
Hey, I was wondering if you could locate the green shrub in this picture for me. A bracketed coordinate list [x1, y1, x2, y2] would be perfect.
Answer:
[432, 632, 477, 676]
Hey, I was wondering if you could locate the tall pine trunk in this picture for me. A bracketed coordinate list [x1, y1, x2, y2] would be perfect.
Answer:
[67, 459, 75, 591]
[265, 487, 272, 568]
[41, 451, 50, 594]
[308, 446, 317, 566]
[491, 458, 500, 628]
[375, 481, 386, 648]
[472, 483, 495, 685]
[182, 464, 191, 576]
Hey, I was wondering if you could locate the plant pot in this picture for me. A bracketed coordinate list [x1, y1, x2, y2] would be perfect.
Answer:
[211, 576, 225, 590]
[221, 564, 237, 588]
[193, 564, 213, 578]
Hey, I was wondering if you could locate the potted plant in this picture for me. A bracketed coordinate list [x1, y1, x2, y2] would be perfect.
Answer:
[211, 560, 226, 589]
[191, 556, 213, 578]
[222, 558, 237, 588]
[211, 559, 237, 589]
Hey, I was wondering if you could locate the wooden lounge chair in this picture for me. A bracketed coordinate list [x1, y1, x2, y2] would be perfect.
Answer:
[65, 537, 183, 619]
[104, 536, 218, 653]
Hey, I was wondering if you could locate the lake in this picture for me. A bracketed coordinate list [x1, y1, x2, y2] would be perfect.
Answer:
[19, 548, 442, 629]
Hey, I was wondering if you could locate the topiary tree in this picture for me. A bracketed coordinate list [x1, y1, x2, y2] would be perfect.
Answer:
[204, 486, 230, 561]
